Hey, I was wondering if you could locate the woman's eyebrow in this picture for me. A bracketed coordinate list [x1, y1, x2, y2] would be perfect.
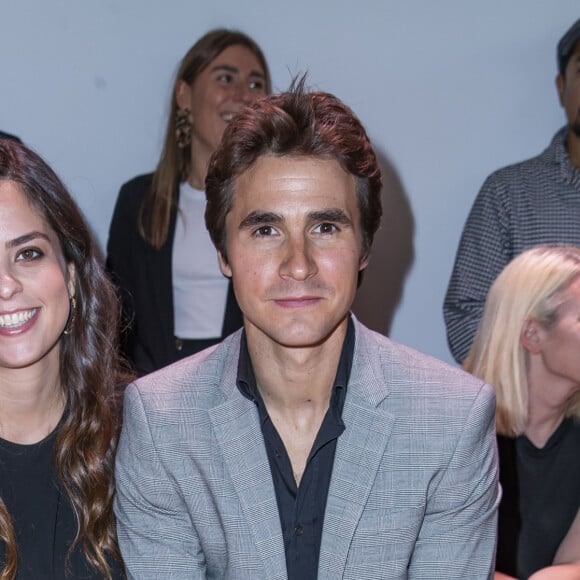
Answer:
[5, 231, 50, 249]
[209, 64, 265, 79]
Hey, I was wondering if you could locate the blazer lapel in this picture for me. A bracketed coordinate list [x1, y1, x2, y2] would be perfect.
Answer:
[210, 394, 288, 580]
[318, 322, 396, 579]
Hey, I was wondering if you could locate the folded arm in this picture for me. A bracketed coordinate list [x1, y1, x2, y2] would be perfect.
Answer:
[115, 384, 207, 579]
[409, 382, 501, 578]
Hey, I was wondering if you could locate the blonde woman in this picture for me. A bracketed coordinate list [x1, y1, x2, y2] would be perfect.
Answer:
[465, 245, 580, 579]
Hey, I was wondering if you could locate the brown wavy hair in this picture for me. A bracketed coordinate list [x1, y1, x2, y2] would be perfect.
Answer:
[0, 139, 129, 578]
[205, 77, 383, 265]
[140, 28, 271, 249]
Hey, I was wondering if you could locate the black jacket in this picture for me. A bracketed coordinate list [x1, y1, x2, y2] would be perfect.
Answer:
[106, 173, 242, 375]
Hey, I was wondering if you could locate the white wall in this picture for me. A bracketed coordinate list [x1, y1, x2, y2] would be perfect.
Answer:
[2, 0, 578, 364]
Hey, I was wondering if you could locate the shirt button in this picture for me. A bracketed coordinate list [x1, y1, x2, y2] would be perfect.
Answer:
[294, 525, 303, 536]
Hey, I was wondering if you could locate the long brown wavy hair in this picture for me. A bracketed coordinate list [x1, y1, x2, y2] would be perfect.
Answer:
[140, 28, 271, 249]
[0, 139, 129, 578]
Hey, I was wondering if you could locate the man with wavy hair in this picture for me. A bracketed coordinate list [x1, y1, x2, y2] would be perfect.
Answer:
[115, 82, 499, 579]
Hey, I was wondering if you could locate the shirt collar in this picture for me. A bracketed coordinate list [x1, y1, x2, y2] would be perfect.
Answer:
[546, 126, 580, 189]
[236, 316, 355, 419]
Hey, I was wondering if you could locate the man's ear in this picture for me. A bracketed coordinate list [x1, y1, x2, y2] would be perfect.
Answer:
[218, 251, 232, 278]
[358, 248, 370, 272]
[520, 317, 543, 355]
[556, 73, 566, 108]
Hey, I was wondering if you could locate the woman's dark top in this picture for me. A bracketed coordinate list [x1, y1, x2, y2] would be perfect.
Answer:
[106, 173, 243, 376]
[497, 417, 580, 579]
[0, 425, 124, 579]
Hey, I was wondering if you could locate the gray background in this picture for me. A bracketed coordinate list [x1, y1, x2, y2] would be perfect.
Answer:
[2, 0, 578, 364]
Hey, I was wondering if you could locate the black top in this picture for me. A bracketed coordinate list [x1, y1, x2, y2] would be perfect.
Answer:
[106, 173, 243, 376]
[0, 425, 124, 579]
[497, 417, 580, 579]
[237, 318, 354, 580]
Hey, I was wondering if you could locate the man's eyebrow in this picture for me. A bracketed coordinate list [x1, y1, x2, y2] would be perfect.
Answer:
[238, 211, 283, 230]
[6, 231, 50, 249]
[308, 208, 353, 226]
[210, 64, 266, 79]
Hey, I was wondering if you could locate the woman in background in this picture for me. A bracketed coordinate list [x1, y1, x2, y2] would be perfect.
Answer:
[0, 139, 126, 578]
[464, 245, 580, 580]
[107, 28, 271, 376]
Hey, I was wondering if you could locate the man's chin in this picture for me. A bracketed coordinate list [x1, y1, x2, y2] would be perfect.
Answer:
[570, 113, 580, 138]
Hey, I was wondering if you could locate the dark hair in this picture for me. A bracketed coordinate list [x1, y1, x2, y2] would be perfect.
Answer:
[558, 37, 580, 76]
[205, 79, 383, 263]
[0, 139, 127, 578]
[0, 131, 21, 144]
[140, 28, 271, 249]
[557, 19, 580, 76]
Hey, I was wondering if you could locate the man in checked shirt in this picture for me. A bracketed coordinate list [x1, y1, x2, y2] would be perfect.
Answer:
[444, 17, 580, 364]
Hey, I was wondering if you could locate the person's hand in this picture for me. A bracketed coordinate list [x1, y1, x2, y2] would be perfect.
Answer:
[528, 563, 580, 580]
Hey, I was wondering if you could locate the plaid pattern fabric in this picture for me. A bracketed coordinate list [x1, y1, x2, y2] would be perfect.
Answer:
[444, 127, 580, 363]
[115, 319, 499, 579]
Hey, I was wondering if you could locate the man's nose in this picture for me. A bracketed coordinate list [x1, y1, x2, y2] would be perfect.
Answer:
[279, 236, 318, 281]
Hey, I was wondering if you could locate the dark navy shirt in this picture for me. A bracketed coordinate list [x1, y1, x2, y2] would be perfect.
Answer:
[237, 318, 354, 580]
[497, 417, 580, 579]
[0, 421, 124, 579]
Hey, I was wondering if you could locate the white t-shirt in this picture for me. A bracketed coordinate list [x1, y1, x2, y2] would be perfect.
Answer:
[172, 182, 228, 339]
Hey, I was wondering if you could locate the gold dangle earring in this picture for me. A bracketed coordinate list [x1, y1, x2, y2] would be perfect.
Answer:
[175, 108, 192, 149]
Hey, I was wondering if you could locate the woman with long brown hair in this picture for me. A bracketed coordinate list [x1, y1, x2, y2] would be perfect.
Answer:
[107, 28, 271, 376]
[0, 138, 126, 578]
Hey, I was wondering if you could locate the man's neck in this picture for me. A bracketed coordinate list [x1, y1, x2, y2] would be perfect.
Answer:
[246, 321, 349, 485]
[565, 128, 580, 169]
[246, 322, 347, 418]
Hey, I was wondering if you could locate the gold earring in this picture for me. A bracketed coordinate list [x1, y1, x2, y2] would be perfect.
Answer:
[175, 108, 192, 149]
[63, 296, 77, 336]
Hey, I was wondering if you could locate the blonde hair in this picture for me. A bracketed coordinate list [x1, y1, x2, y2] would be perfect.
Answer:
[464, 245, 580, 436]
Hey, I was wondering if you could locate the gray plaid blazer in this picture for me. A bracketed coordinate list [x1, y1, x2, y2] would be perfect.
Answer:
[115, 317, 499, 579]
